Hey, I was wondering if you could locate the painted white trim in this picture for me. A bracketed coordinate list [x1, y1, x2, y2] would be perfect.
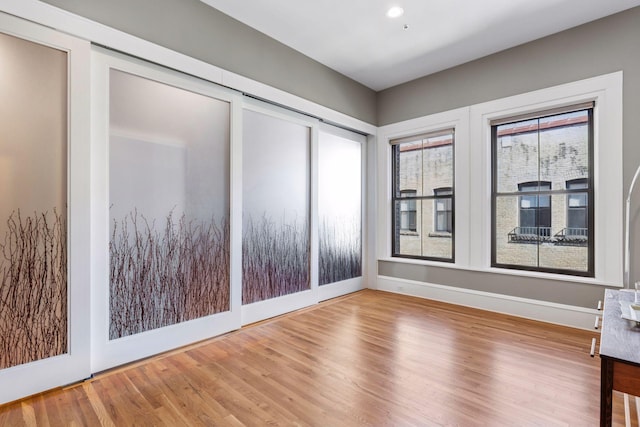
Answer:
[319, 277, 364, 301]
[319, 122, 368, 143]
[365, 134, 378, 289]
[0, 12, 91, 405]
[242, 290, 317, 326]
[376, 276, 600, 331]
[229, 86, 244, 335]
[469, 71, 623, 284]
[92, 311, 239, 373]
[242, 96, 321, 128]
[376, 107, 470, 262]
[223, 72, 377, 135]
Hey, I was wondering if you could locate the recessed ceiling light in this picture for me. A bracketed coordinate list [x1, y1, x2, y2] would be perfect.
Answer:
[387, 6, 404, 18]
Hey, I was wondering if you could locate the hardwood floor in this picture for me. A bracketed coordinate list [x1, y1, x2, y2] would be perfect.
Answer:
[0, 289, 630, 426]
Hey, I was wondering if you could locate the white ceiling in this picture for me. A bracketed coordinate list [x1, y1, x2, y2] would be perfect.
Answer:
[200, 0, 640, 91]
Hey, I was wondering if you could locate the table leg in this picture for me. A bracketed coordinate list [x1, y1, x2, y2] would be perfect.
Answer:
[601, 357, 613, 427]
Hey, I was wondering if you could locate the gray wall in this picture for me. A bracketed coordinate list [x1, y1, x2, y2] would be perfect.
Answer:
[378, 7, 640, 308]
[41, 0, 377, 125]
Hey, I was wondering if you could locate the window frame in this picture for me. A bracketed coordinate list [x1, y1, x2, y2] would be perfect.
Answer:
[390, 129, 455, 262]
[490, 106, 595, 277]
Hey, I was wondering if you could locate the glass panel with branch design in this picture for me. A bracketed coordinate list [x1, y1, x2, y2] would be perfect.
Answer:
[242, 109, 310, 304]
[318, 127, 362, 285]
[0, 32, 68, 369]
[108, 70, 231, 339]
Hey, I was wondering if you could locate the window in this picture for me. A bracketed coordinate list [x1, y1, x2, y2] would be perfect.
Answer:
[399, 190, 417, 232]
[518, 181, 551, 239]
[391, 129, 454, 261]
[434, 187, 452, 233]
[492, 104, 594, 276]
[566, 178, 588, 236]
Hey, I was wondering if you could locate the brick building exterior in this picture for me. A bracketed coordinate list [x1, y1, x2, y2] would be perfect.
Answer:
[395, 133, 454, 260]
[494, 112, 590, 272]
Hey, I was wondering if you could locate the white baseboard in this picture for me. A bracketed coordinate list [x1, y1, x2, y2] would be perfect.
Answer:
[376, 275, 600, 331]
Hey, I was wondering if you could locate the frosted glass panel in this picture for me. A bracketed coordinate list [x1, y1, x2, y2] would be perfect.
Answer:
[0, 32, 68, 368]
[109, 70, 230, 339]
[242, 109, 310, 304]
[318, 128, 362, 285]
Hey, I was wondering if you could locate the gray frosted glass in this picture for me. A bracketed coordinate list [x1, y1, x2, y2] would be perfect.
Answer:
[0, 32, 68, 368]
[318, 130, 362, 285]
[242, 109, 310, 304]
[109, 70, 230, 339]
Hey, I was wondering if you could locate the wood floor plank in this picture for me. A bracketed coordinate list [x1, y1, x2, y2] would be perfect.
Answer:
[82, 384, 115, 427]
[1, 289, 626, 425]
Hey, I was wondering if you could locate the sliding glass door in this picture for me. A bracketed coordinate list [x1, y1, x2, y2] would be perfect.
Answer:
[0, 14, 90, 404]
[92, 49, 240, 371]
[318, 124, 365, 300]
[241, 102, 316, 323]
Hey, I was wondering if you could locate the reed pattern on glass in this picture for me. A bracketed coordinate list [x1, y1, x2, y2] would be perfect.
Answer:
[0, 209, 67, 369]
[242, 214, 309, 304]
[109, 210, 230, 339]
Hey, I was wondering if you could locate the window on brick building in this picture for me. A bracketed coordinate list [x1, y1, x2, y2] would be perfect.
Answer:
[491, 104, 594, 276]
[399, 190, 417, 232]
[518, 181, 551, 238]
[391, 128, 454, 261]
[566, 179, 588, 234]
[434, 187, 452, 233]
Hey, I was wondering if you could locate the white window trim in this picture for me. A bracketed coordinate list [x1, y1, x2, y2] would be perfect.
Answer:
[377, 107, 470, 265]
[378, 72, 623, 286]
[470, 72, 622, 285]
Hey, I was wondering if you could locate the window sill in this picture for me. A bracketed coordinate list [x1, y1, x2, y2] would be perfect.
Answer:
[428, 232, 452, 238]
[378, 256, 621, 287]
[400, 231, 419, 236]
